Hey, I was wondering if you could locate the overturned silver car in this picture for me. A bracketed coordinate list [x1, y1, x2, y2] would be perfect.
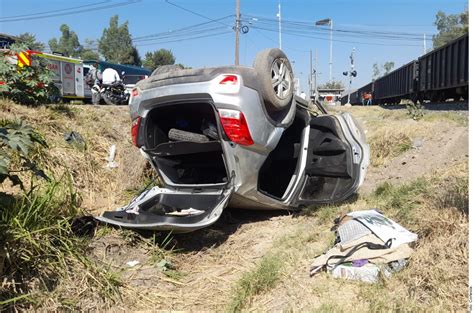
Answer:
[97, 49, 369, 232]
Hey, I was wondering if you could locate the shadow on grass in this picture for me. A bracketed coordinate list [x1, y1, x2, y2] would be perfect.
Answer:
[172, 208, 293, 252]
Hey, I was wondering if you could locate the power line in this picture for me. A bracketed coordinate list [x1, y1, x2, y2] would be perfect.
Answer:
[164, 0, 233, 28]
[242, 14, 434, 40]
[252, 26, 424, 47]
[0, 0, 109, 19]
[135, 30, 232, 46]
[0, 0, 141, 23]
[80, 16, 235, 50]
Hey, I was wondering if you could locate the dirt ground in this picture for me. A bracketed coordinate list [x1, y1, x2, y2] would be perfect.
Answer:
[85, 104, 468, 311]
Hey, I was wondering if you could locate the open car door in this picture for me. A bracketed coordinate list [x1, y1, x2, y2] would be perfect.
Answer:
[96, 185, 233, 233]
[295, 112, 369, 205]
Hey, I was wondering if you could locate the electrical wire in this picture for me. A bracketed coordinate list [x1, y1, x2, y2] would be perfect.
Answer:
[164, 0, 234, 28]
[242, 14, 434, 45]
[0, 0, 141, 22]
[0, 0, 110, 19]
[135, 30, 232, 47]
[251, 26, 423, 47]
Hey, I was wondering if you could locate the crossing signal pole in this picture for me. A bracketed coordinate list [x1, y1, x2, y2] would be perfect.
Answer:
[343, 48, 357, 106]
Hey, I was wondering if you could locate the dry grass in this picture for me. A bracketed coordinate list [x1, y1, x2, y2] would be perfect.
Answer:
[0, 100, 149, 214]
[1, 101, 468, 311]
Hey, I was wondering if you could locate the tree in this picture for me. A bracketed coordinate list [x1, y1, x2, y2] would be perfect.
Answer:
[48, 24, 82, 57]
[383, 61, 395, 75]
[318, 80, 345, 89]
[79, 39, 100, 61]
[372, 61, 395, 80]
[432, 9, 468, 48]
[17, 33, 45, 51]
[372, 63, 380, 81]
[143, 49, 176, 70]
[98, 15, 141, 65]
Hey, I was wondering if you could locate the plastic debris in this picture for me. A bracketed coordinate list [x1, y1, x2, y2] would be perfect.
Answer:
[106, 144, 118, 168]
[126, 260, 140, 267]
[332, 263, 380, 283]
[165, 208, 205, 217]
[157, 259, 175, 272]
[64, 131, 85, 148]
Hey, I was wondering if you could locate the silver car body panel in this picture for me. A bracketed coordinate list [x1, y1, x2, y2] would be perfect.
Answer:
[98, 67, 370, 231]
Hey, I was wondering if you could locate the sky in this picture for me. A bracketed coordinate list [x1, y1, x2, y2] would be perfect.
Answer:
[0, 0, 468, 93]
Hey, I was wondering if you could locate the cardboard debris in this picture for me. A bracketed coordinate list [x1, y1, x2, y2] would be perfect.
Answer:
[310, 209, 417, 281]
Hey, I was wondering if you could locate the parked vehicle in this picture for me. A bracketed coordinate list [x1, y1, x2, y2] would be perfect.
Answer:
[96, 48, 370, 232]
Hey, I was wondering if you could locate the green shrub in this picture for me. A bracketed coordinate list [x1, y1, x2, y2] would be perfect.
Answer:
[0, 119, 47, 189]
[0, 43, 58, 105]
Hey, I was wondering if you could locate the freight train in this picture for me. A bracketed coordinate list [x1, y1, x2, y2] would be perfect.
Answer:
[342, 33, 468, 105]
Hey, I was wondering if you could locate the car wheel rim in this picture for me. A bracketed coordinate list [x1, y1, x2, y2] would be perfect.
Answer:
[271, 59, 292, 100]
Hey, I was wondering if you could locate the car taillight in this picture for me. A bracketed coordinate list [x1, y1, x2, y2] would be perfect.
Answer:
[131, 117, 141, 147]
[218, 109, 253, 146]
[219, 75, 238, 85]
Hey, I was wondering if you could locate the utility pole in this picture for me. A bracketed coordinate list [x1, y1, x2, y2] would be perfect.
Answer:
[278, 1, 282, 50]
[329, 20, 333, 83]
[314, 49, 318, 99]
[309, 49, 313, 96]
[235, 0, 240, 65]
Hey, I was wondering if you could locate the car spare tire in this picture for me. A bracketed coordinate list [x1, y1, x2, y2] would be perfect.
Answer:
[253, 48, 294, 111]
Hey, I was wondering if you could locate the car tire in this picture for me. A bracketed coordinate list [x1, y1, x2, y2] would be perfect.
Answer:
[102, 92, 115, 105]
[168, 128, 209, 143]
[253, 48, 294, 111]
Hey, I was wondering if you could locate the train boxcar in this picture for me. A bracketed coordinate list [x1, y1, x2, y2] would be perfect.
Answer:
[418, 33, 468, 101]
[373, 60, 418, 104]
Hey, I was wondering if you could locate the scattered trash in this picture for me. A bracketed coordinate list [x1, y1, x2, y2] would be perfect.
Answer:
[157, 259, 175, 272]
[382, 259, 408, 278]
[64, 131, 85, 148]
[165, 208, 205, 217]
[310, 209, 417, 282]
[106, 144, 118, 168]
[70, 216, 98, 237]
[412, 137, 424, 149]
[332, 263, 380, 283]
[126, 260, 140, 267]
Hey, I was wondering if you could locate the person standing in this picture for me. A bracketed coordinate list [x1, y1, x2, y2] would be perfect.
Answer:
[85, 62, 102, 105]
[102, 67, 121, 86]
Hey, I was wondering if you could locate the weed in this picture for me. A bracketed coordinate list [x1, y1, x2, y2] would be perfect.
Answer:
[406, 101, 425, 120]
[227, 255, 283, 312]
[48, 104, 78, 119]
[372, 178, 429, 224]
[0, 176, 122, 310]
[368, 131, 412, 167]
[314, 302, 344, 313]
[423, 111, 468, 126]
